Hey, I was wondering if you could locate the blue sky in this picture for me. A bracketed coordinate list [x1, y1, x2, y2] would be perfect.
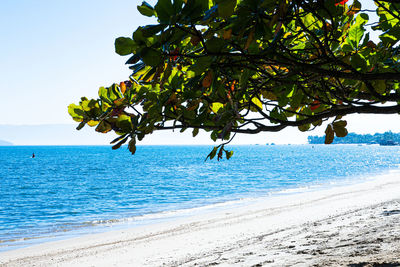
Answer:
[1, 0, 400, 145]
[0, 0, 155, 125]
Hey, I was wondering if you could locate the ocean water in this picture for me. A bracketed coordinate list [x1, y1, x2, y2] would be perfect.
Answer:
[1, 144, 400, 251]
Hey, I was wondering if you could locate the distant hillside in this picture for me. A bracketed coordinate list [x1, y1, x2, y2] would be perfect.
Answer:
[308, 131, 400, 145]
[0, 124, 115, 146]
[0, 140, 13, 146]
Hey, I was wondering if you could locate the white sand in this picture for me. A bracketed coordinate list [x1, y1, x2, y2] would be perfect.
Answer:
[1, 173, 400, 266]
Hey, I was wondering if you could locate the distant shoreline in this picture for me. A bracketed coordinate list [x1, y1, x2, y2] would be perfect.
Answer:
[308, 131, 400, 145]
[0, 140, 13, 146]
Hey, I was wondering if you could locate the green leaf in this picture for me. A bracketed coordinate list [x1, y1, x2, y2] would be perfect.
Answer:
[333, 121, 348, 137]
[379, 26, 400, 46]
[206, 146, 218, 160]
[320, 0, 341, 17]
[347, 13, 368, 49]
[324, 124, 334, 144]
[298, 124, 310, 132]
[115, 37, 135, 56]
[98, 86, 112, 104]
[380, 33, 398, 45]
[137, 2, 156, 17]
[128, 138, 137, 155]
[270, 107, 287, 122]
[81, 99, 98, 112]
[217, 0, 237, 19]
[225, 150, 233, 160]
[133, 27, 146, 43]
[350, 0, 361, 14]
[141, 24, 167, 37]
[76, 121, 86, 130]
[350, 53, 368, 72]
[333, 120, 347, 127]
[141, 48, 162, 67]
[251, 97, 263, 110]
[303, 13, 317, 30]
[210, 102, 224, 113]
[68, 104, 84, 121]
[112, 136, 129, 150]
[312, 119, 322, 127]
[87, 120, 99, 127]
[192, 128, 199, 137]
[361, 32, 370, 48]
[189, 56, 212, 75]
[210, 131, 218, 142]
[341, 43, 353, 53]
[333, 124, 348, 138]
[95, 121, 112, 133]
[116, 115, 132, 132]
[205, 38, 226, 53]
[126, 54, 141, 65]
[373, 80, 386, 94]
[155, 0, 174, 23]
[129, 62, 146, 74]
[240, 69, 251, 88]
[173, 0, 184, 13]
[142, 66, 157, 81]
[110, 134, 128, 144]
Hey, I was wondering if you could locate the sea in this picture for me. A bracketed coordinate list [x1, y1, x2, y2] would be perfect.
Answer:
[1, 144, 400, 252]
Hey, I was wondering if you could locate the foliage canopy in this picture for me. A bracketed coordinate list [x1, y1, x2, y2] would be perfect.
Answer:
[69, 0, 400, 159]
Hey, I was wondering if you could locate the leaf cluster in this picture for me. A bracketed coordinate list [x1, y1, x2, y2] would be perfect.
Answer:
[69, 0, 400, 159]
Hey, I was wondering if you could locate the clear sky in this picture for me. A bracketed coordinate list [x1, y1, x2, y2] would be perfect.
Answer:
[1, 0, 400, 145]
[0, 0, 155, 125]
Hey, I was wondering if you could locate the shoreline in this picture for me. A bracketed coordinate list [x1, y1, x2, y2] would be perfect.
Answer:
[0, 167, 389, 253]
[1, 173, 400, 266]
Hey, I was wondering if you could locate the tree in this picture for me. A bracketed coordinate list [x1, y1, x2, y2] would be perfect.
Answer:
[68, 0, 400, 160]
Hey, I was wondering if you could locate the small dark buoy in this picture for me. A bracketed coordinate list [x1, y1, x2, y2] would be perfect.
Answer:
[32, 153, 35, 158]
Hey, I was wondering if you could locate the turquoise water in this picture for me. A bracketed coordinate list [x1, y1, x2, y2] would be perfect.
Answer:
[1, 145, 400, 251]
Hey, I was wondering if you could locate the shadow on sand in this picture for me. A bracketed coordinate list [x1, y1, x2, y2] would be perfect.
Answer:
[348, 262, 400, 267]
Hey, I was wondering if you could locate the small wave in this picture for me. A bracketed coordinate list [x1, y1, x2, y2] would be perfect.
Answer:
[273, 186, 313, 195]
[0, 235, 47, 244]
[88, 198, 257, 227]
[0, 198, 259, 252]
[388, 168, 400, 174]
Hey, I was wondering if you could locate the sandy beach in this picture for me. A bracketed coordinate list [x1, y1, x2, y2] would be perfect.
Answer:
[1, 173, 400, 266]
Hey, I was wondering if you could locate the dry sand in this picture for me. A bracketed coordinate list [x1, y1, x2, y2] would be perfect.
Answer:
[1, 173, 400, 266]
